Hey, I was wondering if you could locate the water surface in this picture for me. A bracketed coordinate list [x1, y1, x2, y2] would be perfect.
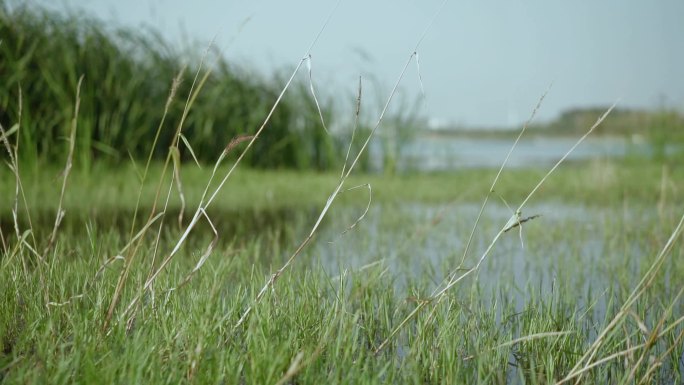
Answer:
[370, 135, 679, 171]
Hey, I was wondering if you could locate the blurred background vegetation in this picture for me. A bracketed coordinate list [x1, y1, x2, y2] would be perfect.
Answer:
[528, 107, 684, 162]
[1, 1, 681, 174]
[0, 1, 368, 171]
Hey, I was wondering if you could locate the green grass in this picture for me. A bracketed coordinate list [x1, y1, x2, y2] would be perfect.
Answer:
[0, 1, 343, 170]
[1, 158, 683, 384]
[1, 213, 682, 384]
[2, 2, 683, 383]
[1, 158, 681, 217]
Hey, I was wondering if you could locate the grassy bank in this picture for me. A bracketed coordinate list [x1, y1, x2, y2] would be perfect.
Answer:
[1, 158, 681, 215]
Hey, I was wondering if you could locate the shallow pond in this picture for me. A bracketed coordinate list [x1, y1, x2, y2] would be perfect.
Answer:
[300, 201, 681, 315]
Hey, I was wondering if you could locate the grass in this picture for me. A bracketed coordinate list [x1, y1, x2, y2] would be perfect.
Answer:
[0, 1, 343, 170]
[1, 158, 681, 215]
[1, 187, 683, 383]
[1, 154, 683, 384]
[2, 2, 684, 384]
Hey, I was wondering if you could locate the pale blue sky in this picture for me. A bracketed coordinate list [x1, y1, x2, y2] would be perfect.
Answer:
[32, 0, 684, 127]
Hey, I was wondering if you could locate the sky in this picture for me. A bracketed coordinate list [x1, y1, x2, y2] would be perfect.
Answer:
[32, 0, 684, 128]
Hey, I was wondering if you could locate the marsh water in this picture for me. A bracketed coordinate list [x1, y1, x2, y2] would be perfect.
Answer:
[9, 200, 667, 309]
[307, 202, 668, 305]
[303, 200, 683, 381]
[371, 134, 680, 171]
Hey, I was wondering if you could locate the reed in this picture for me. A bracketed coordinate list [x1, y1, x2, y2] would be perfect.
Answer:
[0, 1, 340, 170]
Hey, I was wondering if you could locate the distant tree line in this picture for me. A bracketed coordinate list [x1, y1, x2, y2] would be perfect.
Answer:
[535, 107, 684, 139]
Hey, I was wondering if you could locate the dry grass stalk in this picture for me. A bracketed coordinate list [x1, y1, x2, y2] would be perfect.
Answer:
[0, 122, 18, 255]
[340, 77, 362, 179]
[0, 88, 48, 303]
[232, 54, 412, 331]
[555, 306, 684, 384]
[115, 26, 331, 327]
[374, 102, 617, 354]
[233, 0, 448, 331]
[105, 47, 220, 328]
[103, 67, 187, 330]
[167, 209, 218, 292]
[169, 146, 186, 227]
[44, 75, 83, 256]
[119, 132, 255, 324]
[137, 57, 215, 311]
[305, 55, 329, 135]
[44, 212, 165, 309]
[493, 331, 572, 350]
[0, 89, 38, 256]
[225, 135, 255, 154]
[374, 88, 553, 354]
[458, 86, 551, 269]
[327, 183, 372, 243]
[557, 212, 684, 384]
[639, 320, 684, 384]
